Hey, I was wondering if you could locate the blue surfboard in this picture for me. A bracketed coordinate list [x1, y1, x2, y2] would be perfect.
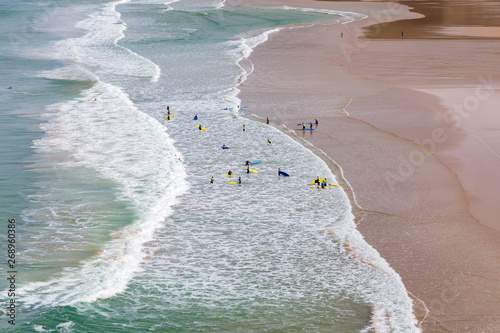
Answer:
[278, 170, 290, 177]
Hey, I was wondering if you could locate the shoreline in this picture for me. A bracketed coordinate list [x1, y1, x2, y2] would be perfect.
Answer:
[236, 0, 500, 331]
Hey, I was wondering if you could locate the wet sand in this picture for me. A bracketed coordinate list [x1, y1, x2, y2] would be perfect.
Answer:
[236, 0, 500, 331]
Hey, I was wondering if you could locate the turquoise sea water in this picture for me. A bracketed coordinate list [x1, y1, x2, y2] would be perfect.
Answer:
[0, 1, 419, 331]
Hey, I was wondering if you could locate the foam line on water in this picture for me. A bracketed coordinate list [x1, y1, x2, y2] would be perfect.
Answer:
[20, 81, 188, 307]
[39, 0, 160, 82]
[280, 5, 368, 23]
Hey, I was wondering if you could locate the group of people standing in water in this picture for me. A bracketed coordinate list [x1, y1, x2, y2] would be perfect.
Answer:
[165, 106, 320, 185]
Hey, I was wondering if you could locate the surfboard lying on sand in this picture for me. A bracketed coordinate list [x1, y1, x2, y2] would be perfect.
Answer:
[196, 125, 207, 130]
[227, 181, 242, 184]
[223, 174, 237, 177]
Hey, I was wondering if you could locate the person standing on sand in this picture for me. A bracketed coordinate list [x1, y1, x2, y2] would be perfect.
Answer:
[401, 31, 404, 39]
[247, 166, 250, 173]
[243, 124, 246, 132]
[238, 176, 242, 184]
[266, 117, 269, 124]
[302, 123, 306, 130]
[309, 123, 313, 129]
[210, 177, 214, 184]
[315, 119, 318, 125]
[341, 32, 343, 38]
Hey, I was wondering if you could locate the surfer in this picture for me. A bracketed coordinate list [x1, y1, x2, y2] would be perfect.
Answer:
[245, 160, 251, 166]
[266, 117, 269, 124]
[278, 168, 282, 176]
[243, 124, 246, 132]
[8, 86, 12, 89]
[166, 115, 171, 120]
[222, 144, 226, 148]
[194, 114, 198, 120]
[199, 124, 202, 130]
[238, 176, 242, 184]
[166, 105, 170, 111]
[267, 139, 271, 145]
[321, 181, 326, 188]
[246, 166, 250, 173]
[315, 119, 318, 125]
[315, 176, 320, 184]
[228, 170, 232, 176]
[309, 123, 313, 129]
[302, 123, 306, 130]
[210, 177, 214, 184]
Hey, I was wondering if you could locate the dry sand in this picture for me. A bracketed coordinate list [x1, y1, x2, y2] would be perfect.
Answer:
[235, 0, 500, 331]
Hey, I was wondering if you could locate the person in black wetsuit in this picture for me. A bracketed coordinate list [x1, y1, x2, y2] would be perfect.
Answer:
[238, 177, 242, 184]
[210, 177, 214, 184]
[228, 170, 232, 176]
[247, 166, 250, 173]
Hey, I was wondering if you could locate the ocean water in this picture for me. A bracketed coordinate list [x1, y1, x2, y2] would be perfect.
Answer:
[0, 0, 420, 332]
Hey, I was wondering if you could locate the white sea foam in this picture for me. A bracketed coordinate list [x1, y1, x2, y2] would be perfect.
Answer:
[21, 80, 188, 307]
[42, 0, 160, 82]
[281, 5, 368, 23]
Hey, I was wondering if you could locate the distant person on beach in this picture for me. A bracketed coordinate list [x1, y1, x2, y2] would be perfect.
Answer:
[8, 86, 12, 89]
[315, 119, 318, 125]
[210, 177, 214, 184]
[199, 124, 202, 130]
[247, 166, 250, 173]
[278, 168, 282, 176]
[341, 32, 343, 38]
[302, 123, 306, 130]
[194, 114, 198, 120]
[238, 177, 242, 183]
[401, 31, 404, 39]
[243, 124, 246, 132]
[309, 123, 313, 129]
[166, 105, 170, 111]
[266, 117, 269, 124]
[321, 181, 326, 188]
[228, 170, 232, 176]
[245, 160, 250, 166]
[267, 139, 271, 145]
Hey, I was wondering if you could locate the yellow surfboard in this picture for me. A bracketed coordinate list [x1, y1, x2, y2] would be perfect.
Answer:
[223, 174, 237, 177]
[227, 181, 242, 184]
[328, 183, 344, 188]
[196, 125, 207, 130]
[311, 178, 326, 184]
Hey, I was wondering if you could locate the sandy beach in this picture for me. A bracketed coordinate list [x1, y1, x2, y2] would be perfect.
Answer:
[237, 0, 500, 331]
